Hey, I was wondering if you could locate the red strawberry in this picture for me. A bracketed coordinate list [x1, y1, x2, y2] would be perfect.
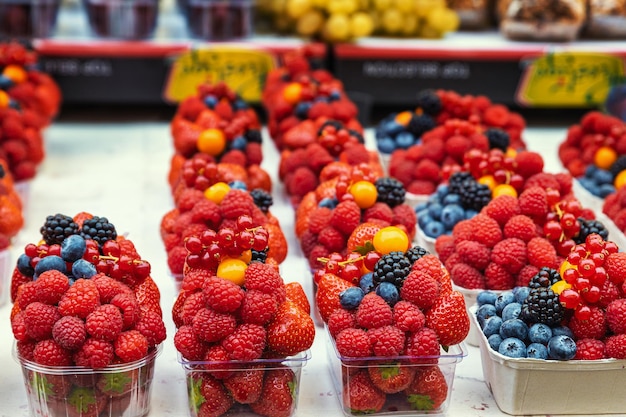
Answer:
[250, 367, 296, 417]
[96, 369, 138, 397]
[368, 364, 416, 393]
[223, 366, 265, 404]
[66, 386, 106, 417]
[425, 291, 469, 347]
[284, 281, 310, 314]
[405, 365, 449, 411]
[266, 300, 315, 356]
[315, 273, 355, 323]
[342, 371, 386, 414]
[189, 372, 234, 417]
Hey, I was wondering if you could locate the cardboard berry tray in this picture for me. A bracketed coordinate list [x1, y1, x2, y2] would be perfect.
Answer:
[15, 344, 161, 417]
[470, 310, 626, 415]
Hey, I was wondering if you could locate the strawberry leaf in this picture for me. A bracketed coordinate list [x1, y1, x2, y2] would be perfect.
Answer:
[354, 241, 375, 256]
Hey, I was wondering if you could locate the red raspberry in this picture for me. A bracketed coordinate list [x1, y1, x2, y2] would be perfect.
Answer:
[484, 262, 515, 290]
[605, 334, 626, 359]
[73, 338, 114, 368]
[110, 292, 141, 329]
[220, 149, 247, 166]
[327, 309, 356, 338]
[598, 279, 621, 309]
[286, 167, 318, 198]
[389, 159, 415, 187]
[407, 180, 436, 196]
[335, 327, 372, 357]
[174, 325, 206, 361]
[434, 234, 455, 264]
[219, 189, 255, 220]
[356, 293, 393, 329]
[363, 202, 394, 224]
[190, 199, 222, 228]
[400, 270, 440, 311]
[606, 299, 626, 335]
[279, 148, 307, 179]
[10, 267, 30, 303]
[33, 339, 73, 366]
[317, 226, 346, 252]
[16, 340, 36, 362]
[16, 281, 40, 310]
[605, 252, 626, 285]
[11, 312, 28, 342]
[405, 327, 440, 363]
[568, 306, 607, 340]
[444, 135, 472, 161]
[523, 172, 561, 193]
[518, 186, 549, 220]
[180, 291, 205, 325]
[307, 244, 329, 271]
[392, 300, 425, 332]
[244, 262, 286, 304]
[202, 276, 245, 313]
[245, 142, 263, 166]
[192, 307, 237, 343]
[455, 240, 491, 270]
[307, 143, 334, 173]
[514, 151, 544, 178]
[574, 338, 605, 360]
[239, 289, 279, 325]
[135, 310, 167, 347]
[330, 200, 361, 236]
[451, 263, 486, 289]
[483, 195, 521, 227]
[341, 142, 370, 165]
[176, 188, 206, 212]
[516, 264, 539, 287]
[180, 268, 211, 292]
[526, 237, 558, 269]
[222, 323, 266, 361]
[412, 254, 446, 281]
[51, 316, 86, 351]
[554, 172, 573, 195]
[421, 138, 445, 163]
[34, 270, 70, 305]
[414, 159, 441, 183]
[491, 238, 527, 274]
[392, 204, 417, 237]
[92, 274, 126, 303]
[483, 104, 509, 127]
[503, 214, 539, 242]
[203, 344, 236, 379]
[114, 330, 149, 363]
[451, 219, 474, 244]
[307, 207, 332, 234]
[470, 214, 503, 248]
[368, 325, 405, 356]
[614, 209, 626, 231]
[86, 304, 123, 342]
[23, 302, 61, 341]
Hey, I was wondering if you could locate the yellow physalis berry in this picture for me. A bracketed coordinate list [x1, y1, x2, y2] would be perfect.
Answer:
[217, 258, 248, 286]
[0, 91, 9, 109]
[478, 175, 497, 190]
[349, 180, 378, 209]
[3, 64, 27, 84]
[394, 111, 413, 127]
[492, 183, 518, 198]
[372, 226, 409, 255]
[238, 249, 252, 264]
[594, 146, 617, 170]
[197, 128, 226, 156]
[505, 147, 518, 158]
[204, 182, 230, 204]
[551, 279, 571, 295]
[283, 82, 302, 104]
[615, 169, 626, 190]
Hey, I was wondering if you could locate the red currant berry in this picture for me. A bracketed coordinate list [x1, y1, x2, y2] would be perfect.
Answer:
[48, 244, 62, 257]
[545, 189, 561, 206]
[560, 288, 580, 309]
[184, 236, 204, 254]
[363, 251, 381, 271]
[24, 243, 38, 258]
[237, 230, 254, 250]
[236, 215, 254, 231]
[565, 200, 583, 217]
[556, 239, 576, 257]
[591, 266, 607, 286]
[560, 213, 579, 236]
[543, 221, 563, 241]
[186, 254, 203, 269]
[508, 174, 525, 192]
[574, 276, 591, 292]
[577, 258, 596, 278]
[567, 250, 582, 265]
[341, 263, 361, 284]
[574, 304, 592, 321]
[582, 285, 601, 303]
[133, 260, 151, 279]
[218, 228, 236, 248]
[585, 234, 605, 253]
[313, 268, 325, 285]
[562, 268, 579, 284]
[200, 229, 217, 245]
[589, 251, 606, 267]
[604, 241, 619, 254]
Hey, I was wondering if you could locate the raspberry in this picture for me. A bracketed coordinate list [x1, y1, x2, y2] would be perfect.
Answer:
[307, 207, 332, 234]
[599, 279, 621, 309]
[605, 252, 626, 285]
[422, 138, 445, 163]
[192, 307, 237, 343]
[190, 199, 222, 228]
[244, 262, 286, 303]
[523, 172, 561, 193]
[85, 304, 123, 342]
[483, 104, 509, 127]
[317, 226, 346, 252]
[91, 274, 126, 303]
[444, 135, 472, 161]
[355, 293, 393, 329]
[16, 281, 39, 311]
[220, 189, 254, 220]
[173, 325, 206, 361]
[33, 339, 73, 366]
[363, 202, 394, 224]
[470, 214, 503, 248]
[605, 334, 626, 359]
[368, 325, 405, 356]
[110, 292, 141, 329]
[516, 264, 539, 287]
[503, 214, 539, 242]
[286, 167, 318, 198]
[176, 189, 206, 212]
[389, 159, 415, 187]
[327, 309, 356, 338]
[202, 276, 245, 313]
[220, 149, 247, 166]
[31, 270, 70, 305]
[606, 299, 626, 334]
[11, 312, 28, 342]
[568, 306, 607, 340]
[518, 186, 549, 220]
[392, 300, 425, 332]
[400, 269, 440, 311]
[413, 159, 441, 183]
[434, 234, 455, 263]
[203, 344, 236, 379]
[135, 310, 167, 347]
[455, 240, 490, 270]
[16, 340, 36, 362]
[222, 323, 266, 361]
[526, 237, 558, 269]
[279, 149, 307, 179]
[307, 244, 329, 271]
[167, 246, 188, 276]
[307, 143, 334, 173]
[392, 204, 417, 237]
[245, 142, 263, 166]
[405, 327, 440, 362]
[330, 200, 361, 236]
[412, 254, 445, 280]
[483, 195, 521, 227]
[484, 262, 515, 290]
[23, 302, 61, 341]
[73, 338, 114, 368]
[514, 151, 544, 178]
[491, 238, 527, 274]
[335, 327, 372, 357]
[114, 330, 149, 363]
[574, 338, 605, 360]
[451, 263, 486, 289]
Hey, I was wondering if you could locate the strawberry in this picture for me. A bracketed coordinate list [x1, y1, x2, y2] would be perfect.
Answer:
[368, 364, 416, 393]
[316, 273, 355, 323]
[29, 373, 72, 399]
[342, 371, 386, 414]
[284, 281, 310, 314]
[188, 372, 234, 417]
[266, 300, 315, 356]
[66, 386, 106, 417]
[223, 365, 265, 404]
[96, 369, 138, 397]
[404, 365, 448, 411]
[424, 291, 469, 347]
[250, 367, 297, 417]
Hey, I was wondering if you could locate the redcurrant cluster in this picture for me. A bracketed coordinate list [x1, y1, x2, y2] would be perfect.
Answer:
[334, 163, 379, 201]
[542, 197, 584, 257]
[317, 122, 363, 157]
[463, 148, 524, 195]
[181, 154, 219, 190]
[183, 214, 269, 272]
[314, 250, 382, 285]
[557, 234, 618, 320]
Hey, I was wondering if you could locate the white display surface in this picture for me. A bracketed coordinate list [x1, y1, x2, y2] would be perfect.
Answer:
[0, 120, 614, 417]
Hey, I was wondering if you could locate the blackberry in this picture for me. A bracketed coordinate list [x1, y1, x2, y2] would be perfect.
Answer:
[251, 248, 268, 263]
[447, 172, 474, 193]
[521, 287, 564, 326]
[485, 128, 510, 152]
[574, 218, 608, 244]
[40, 214, 79, 245]
[405, 245, 430, 264]
[250, 188, 273, 213]
[528, 267, 562, 289]
[609, 155, 626, 179]
[375, 177, 405, 208]
[80, 216, 117, 247]
[245, 129, 262, 144]
[406, 113, 436, 137]
[415, 89, 442, 116]
[449, 173, 491, 212]
[372, 251, 411, 288]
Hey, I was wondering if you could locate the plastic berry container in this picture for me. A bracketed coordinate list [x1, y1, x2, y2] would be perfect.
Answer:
[179, 351, 310, 417]
[326, 328, 466, 416]
[83, 0, 159, 39]
[15, 344, 162, 417]
[0, 247, 10, 306]
[182, 0, 253, 40]
[453, 284, 504, 347]
[0, 0, 60, 38]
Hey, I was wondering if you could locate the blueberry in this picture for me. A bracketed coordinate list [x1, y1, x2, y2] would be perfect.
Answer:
[427, 193, 441, 204]
[513, 286, 530, 304]
[315, 96, 329, 103]
[359, 272, 375, 293]
[0, 74, 14, 89]
[34, 255, 67, 277]
[233, 98, 248, 110]
[465, 209, 478, 219]
[585, 164, 598, 177]
[339, 287, 365, 310]
[436, 184, 449, 199]
[229, 180, 247, 190]
[204, 95, 218, 108]
[499, 318, 529, 341]
[319, 198, 338, 209]
[501, 302, 522, 321]
[599, 183, 616, 198]
[427, 203, 443, 220]
[329, 90, 342, 101]
[377, 137, 396, 154]
[482, 316, 503, 338]
[442, 193, 461, 205]
[423, 221, 445, 238]
[16, 254, 34, 277]
[476, 303, 497, 328]
[494, 291, 516, 314]
[578, 177, 600, 196]
[547, 335, 577, 360]
[592, 168, 613, 185]
[60, 234, 87, 262]
[415, 202, 429, 212]
[440, 204, 465, 229]
[395, 132, 415, 149]
[417, 213, 433, 229]
[295, 101, 312, 119]
[498, 337, 527, 358]
[230, 136, 248, 150]
[487, 334, 503, 351]
[528, 323, 552, 345]
[551, 325, 574, 339]
[477, 290, 498, 306]
[376, 282, 399, 306]
[527, 342, 548, 359]
[383, 120, 404, 136]
[72, 259, 97, 279]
